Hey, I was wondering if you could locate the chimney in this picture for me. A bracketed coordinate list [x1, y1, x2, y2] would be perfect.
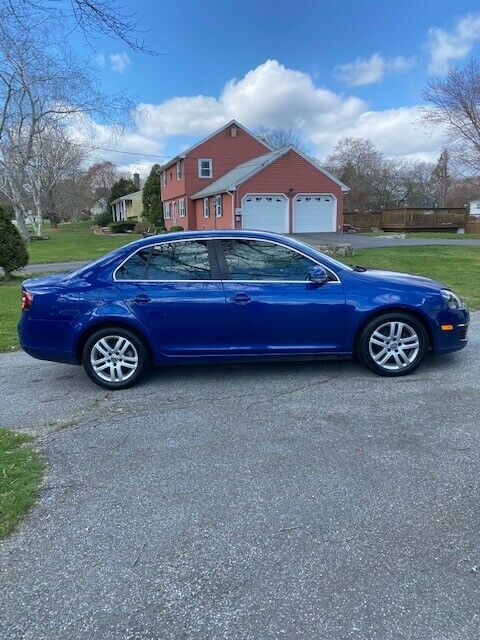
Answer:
[133, 173, 140, 190]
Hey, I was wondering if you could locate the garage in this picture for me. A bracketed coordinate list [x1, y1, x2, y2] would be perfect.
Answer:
[293, 194, 336, 232]
[242, 194, 288, 233]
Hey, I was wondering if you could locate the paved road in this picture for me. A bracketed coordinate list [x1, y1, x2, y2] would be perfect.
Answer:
[16, 233, 480, 275]
[1, 315, 479, 639]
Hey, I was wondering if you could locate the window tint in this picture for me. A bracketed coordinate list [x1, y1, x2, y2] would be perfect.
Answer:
[221, 239, 316, 281]
[116, 248, 150, 280]
[148, 241, 211, 280]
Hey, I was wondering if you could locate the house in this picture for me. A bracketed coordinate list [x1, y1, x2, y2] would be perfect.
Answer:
[469, 199, 480, 217]
[111, 190, 142, 222]
[160, 120, 348, 233]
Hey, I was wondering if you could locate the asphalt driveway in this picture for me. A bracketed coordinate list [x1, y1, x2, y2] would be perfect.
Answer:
[1, 315, 479, 639]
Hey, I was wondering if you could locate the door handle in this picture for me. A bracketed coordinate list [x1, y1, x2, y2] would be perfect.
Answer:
[133, 294, 151, 304]
[231, 293, 251, 304]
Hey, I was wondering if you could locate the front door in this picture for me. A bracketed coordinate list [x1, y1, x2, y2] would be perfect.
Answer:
[115, 239, 228, 357]
[216, 238, 346, 355]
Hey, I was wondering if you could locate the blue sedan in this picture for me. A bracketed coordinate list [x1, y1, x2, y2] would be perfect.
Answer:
[18, 230, 469, 389]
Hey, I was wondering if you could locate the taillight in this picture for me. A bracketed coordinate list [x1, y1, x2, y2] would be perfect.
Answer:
[21, 290, 33, 311]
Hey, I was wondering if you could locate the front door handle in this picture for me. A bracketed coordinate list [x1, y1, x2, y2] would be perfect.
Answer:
[133, 294, 151, 304]
[231, 293, 251, 304]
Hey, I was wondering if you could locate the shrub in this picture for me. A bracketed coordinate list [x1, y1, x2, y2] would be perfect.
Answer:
[109, 221, 136, 234]
[169, 225, 184, 232]
[95, 210, 112, 227]
[0, 207, 29, 277]
[155, 226, 167, 234]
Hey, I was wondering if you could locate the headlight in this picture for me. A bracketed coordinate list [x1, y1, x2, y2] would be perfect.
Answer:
[441, 289, 466, 310]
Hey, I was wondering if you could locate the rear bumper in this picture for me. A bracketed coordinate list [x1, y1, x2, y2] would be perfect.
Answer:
[18, 315, 78, 365]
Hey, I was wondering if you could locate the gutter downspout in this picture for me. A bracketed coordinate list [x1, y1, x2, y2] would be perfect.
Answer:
[226, 190, 235, 229]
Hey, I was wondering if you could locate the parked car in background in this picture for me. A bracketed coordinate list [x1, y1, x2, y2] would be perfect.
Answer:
[18, 230, 469, 389]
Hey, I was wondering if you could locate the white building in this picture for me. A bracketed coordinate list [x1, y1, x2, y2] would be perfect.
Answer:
[469, 199, 480, 216]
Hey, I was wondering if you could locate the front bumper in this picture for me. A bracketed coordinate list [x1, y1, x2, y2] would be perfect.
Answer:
[433, 308, 470, 354]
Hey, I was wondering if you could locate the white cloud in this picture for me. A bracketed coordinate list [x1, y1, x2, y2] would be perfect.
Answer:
[334, 53, 416, 86]
[94, 53, 105, 68]
[426, 13, 480, 74]
[67, 59, 447, 170]
[110, 52, 131, 74]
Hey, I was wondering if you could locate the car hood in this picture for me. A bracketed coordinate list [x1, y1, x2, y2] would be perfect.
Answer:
[360, 268, 446, 290]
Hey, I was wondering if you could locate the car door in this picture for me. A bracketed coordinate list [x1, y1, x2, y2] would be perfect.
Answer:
[114, 238, 228, 357]
[216, 238, 346, 355]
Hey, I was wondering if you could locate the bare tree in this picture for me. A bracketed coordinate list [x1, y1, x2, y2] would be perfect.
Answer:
[423, 59, 480, 173]
[257, 126, 311, 154]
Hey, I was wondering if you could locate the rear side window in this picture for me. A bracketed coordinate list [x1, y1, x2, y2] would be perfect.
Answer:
[116, 241, 212, 281]
[220, 239, 316, 281]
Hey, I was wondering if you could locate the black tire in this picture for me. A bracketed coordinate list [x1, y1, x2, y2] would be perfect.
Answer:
[356, 312, 429, 377]
[82, 326, 149, 390]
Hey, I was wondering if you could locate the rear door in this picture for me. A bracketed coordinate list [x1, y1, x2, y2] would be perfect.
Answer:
[115, 239, 228, 357]
[216, 238, 346, 355]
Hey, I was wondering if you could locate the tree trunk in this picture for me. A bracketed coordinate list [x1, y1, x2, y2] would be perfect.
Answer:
[14, 207, 30, 241]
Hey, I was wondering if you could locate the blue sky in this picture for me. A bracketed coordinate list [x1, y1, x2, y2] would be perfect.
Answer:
[68, 0, 480, 173]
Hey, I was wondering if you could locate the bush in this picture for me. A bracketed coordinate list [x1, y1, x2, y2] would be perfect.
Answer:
[0, 207, 29, 277]
[155, 226, 167, 234]
[169, 225, 184, 232]
[109, 221, 136, 234]
[94, 210, 112, 227]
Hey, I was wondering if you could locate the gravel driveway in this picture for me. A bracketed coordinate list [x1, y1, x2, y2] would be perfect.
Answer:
[1, 315, 479, 639]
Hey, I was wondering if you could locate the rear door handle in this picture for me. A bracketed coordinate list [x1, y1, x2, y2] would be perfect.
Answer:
[231, 293, 251, 304]
[133, 294, 151, 304]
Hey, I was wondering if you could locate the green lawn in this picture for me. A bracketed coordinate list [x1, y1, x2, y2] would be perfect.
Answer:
[353, 246, 480, 309]
[0, 428, 45, 539]
[361, 231, 480, 240]
[0, 277, 21, 352]
[27, 220, 141, 264]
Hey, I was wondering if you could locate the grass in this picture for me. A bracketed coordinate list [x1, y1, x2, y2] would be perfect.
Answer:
[0, 428, 45, 539]
[361, 231, 480, 240]
[0, 277, 22, 352]
[27, 220, 141, 264]
[353, 246, 480, 309]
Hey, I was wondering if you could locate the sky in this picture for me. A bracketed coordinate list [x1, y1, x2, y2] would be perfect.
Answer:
[67, 0, 480, 175]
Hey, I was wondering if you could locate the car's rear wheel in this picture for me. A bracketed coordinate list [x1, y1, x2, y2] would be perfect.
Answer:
[357, 312, 428, 377]
[82, 327, 149, 389]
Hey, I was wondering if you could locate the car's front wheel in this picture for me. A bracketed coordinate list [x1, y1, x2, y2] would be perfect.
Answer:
[357, 313, 428, 376]
[82, 327, 149, 389]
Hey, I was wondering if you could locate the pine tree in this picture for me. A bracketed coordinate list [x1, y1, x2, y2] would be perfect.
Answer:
[0, 207, 29, 278]
[142, 164, 164, 227]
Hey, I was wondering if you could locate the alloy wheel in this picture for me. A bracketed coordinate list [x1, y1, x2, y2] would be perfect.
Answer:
[368, 321, 420, 371]
[90, 335, 138, 383]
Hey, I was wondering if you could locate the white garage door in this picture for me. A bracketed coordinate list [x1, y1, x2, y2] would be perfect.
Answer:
[242, 194, 288, 233]
[293, 194, 336, 232]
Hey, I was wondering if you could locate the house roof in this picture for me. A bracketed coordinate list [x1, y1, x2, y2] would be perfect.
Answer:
[191, 146, 349, 199]
[158, 120, 272, 172]
[110, 190, 142, 205]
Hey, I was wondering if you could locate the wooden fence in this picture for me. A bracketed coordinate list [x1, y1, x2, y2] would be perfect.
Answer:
[344, 208, 468, 231]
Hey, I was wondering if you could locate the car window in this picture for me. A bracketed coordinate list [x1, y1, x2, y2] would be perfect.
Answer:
[221, 239, 317, 281]
[116, 241, 212, 281]
[116, 248, 150, 280]
[148, 241, 212, 280]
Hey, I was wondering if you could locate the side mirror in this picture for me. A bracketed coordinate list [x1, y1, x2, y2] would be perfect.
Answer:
[307, 265, 329, 285]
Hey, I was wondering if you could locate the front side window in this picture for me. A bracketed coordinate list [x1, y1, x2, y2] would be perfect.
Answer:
[198, 159, 212, 178]
[221, 239, 318, 282]
[215, 195, 223, 217]
[176, 161, 182, 180]
[116, 241, 212, 281]
[164, 202, 171, 219]
[203, 197, 210, 218]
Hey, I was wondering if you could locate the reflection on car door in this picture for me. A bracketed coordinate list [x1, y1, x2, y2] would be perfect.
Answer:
[216, 238, 346, 355]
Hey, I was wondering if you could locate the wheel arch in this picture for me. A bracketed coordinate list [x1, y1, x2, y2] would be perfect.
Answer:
[353, 306, 434, 353]
[75, 319, 154, 364]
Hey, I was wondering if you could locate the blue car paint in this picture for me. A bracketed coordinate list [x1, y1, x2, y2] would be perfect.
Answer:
[18, 230, 469, 367]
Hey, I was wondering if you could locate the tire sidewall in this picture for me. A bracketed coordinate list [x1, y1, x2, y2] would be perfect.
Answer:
[82, 327, 148, 389]
[357, 313, 428, 377]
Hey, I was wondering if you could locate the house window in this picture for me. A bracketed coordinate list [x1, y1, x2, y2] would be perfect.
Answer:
[215, 195, 223, 218]
[162, 171, 166, 188]
[179, 198, 186, 218]
[176, 161, 182, 181]
[198, 159, 212, 178]
[164, 202, 171, 219]
[203, 197, 210, 218]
